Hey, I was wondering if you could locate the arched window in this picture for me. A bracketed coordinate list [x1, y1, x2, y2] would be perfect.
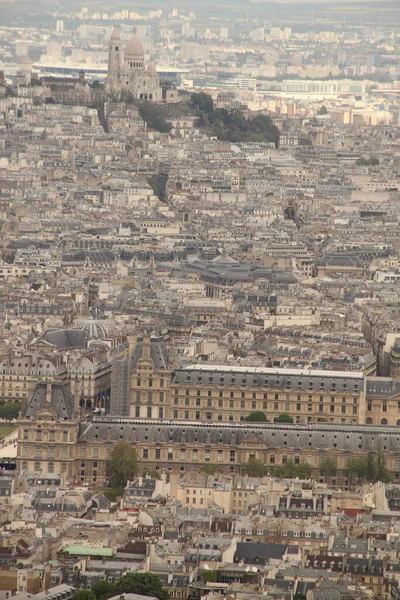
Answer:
[366, 417, 373, 424]
[381, 418, 388, 425]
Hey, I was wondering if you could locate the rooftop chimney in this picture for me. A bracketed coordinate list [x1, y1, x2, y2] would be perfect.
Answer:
[142, 335, 151, 359]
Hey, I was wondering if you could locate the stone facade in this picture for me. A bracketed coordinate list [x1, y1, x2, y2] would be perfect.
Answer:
[16, 336, 400, 487]
[107, 26, 162, 102]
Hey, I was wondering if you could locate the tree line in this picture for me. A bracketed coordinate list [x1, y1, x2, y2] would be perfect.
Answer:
[190, 92, 280, 146]
[71, 573, 169, 600]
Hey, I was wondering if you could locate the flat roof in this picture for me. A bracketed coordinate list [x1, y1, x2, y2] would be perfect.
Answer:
[184, 364, 364, 379]
[63, 545, 113, 557]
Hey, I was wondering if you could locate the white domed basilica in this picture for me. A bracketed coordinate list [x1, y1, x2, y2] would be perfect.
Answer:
[107, 25, 162, 101]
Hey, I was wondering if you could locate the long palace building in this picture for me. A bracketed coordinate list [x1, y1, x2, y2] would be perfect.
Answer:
[17, 336, 400, 486]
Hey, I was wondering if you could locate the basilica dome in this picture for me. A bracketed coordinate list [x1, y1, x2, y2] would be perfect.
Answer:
[125, 27, 144, 60]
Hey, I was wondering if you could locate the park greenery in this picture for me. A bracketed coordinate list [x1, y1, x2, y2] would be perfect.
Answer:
[190, 92, 280, 146]
[138, 100, 172, 133]
[72, 573, 169, 600]
[147, 173, 167, 201]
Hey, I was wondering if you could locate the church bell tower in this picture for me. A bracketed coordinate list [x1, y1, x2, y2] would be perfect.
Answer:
[107, 25, 122, 91]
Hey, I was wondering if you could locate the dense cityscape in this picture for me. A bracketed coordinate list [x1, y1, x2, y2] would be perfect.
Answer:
[1, 0, 400, 599]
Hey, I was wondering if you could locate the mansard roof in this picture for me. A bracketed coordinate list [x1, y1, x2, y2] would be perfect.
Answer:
[23, 381, 75, 420]
[131, 335, 169, 370]
[78, 418, 400, 453]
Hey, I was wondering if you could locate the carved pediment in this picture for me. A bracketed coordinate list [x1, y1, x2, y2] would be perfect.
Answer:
[239, 432, 266, 447]
[36, 406, 57, 419]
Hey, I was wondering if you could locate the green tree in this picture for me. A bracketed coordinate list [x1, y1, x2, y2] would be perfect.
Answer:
[318, 105, 328, 115]
[201, 464, 219, 475]
[320, 456, 337, 478]
[190, 92, 214, 114]
[366, 452, 376, 482]
[102, 487, 123, 502]
[375, 452, 391, 483]
[116, 573, 169, 600]
[294, 594, 307, 600]
[0, 402, 21, 421]
[275, 413, 293, 423]
[147, 173, 167, 201]
[243, 457, 267, 477]
[138, 101, 172, 133]
[142, 468, 161, 479]
[345, 453, 391, 486]
[92, 581, 116, 600]
[275, 460, 311, 480]
[345, 456, 367, 485]
[71, 592, 97, 600]
[245, 411, 268, 422]
[106, 441, 138, 489]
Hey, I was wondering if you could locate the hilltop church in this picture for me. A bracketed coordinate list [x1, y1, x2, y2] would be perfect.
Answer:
[107, 25, 163, 101]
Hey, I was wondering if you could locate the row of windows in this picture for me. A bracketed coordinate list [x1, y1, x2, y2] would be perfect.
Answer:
[174, 379, 360, 391]
[174, 389, 358, 401]
[25, 430, 69, 442]
[367, 401, 400, 411]
[134, 407, 164, 418]
[172, 398, 358, 411]
[26, 446, 70, 459]
[136, 378, 165, 388]
[170, 409, 357, 421]
[20, 461, 68, 474]
[142, 447, 237, 462]
[135, 392, 164, 402]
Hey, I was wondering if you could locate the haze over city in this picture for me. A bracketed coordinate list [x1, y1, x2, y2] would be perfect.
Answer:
[1, 0, 400, 599]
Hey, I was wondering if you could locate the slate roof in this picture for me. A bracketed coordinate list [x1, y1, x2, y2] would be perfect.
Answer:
[187, 259, 297, 285]
[23, 381, 75, 420]
[172, 364, 364, 393]
[62, 250, 116, 263]
[131, 336, 169, 369]
[234, 542, 288, 563]
[366, 377, 400, 398]
[79, 417, 400, 453]
[43, 328, 85, 350]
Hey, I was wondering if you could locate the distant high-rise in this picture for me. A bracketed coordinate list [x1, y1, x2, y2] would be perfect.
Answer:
[20, 55, 32, 85]
[56, 20, 64, 33]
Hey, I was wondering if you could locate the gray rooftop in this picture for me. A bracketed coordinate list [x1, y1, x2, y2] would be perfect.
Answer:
[23, 381, 75, 420]
[78, 418, 400, 453]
